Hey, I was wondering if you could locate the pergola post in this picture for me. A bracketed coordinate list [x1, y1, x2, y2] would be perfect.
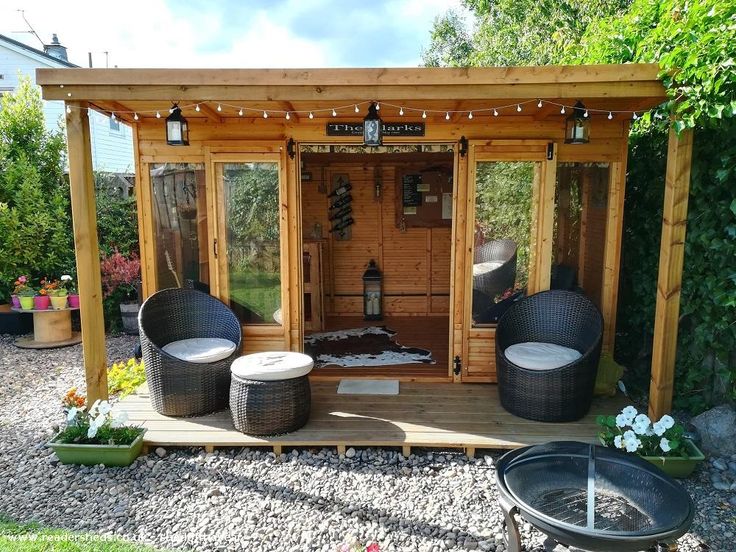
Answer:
[649, 126, 693, 419]
[65, 101, 108, 403]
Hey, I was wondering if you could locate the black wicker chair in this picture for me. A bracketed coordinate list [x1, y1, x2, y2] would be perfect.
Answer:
[139, 288, 242, 417]
[495, 290, 603, 422]
[473, 239, 517, 299]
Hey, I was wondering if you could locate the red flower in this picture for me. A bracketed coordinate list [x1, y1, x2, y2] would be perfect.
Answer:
[366, 544, 380, 552]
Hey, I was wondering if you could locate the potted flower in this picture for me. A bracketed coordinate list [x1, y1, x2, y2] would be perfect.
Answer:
[61, 274, 80, 308]
[46, 279, 68, 310]
[13, 276, 36, 310]
[336, 539, 380, 552]
[597, 406, 705, 478]
[48, 387, 145, 467]
[34, 278, 52, 310]
[101, 251, 141, 334]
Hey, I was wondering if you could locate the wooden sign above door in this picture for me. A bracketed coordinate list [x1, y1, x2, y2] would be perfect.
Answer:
[326, 122, 425, 137]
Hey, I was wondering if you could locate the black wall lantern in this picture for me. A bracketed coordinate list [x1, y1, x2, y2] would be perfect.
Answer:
[363, 102, 382, 146]
[565, 100, 590, 144]
[166, 103, 189, 146]
[362, 259, 382, 320]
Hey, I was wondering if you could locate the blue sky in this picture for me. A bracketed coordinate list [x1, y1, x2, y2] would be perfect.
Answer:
[1, 0, 464, 68]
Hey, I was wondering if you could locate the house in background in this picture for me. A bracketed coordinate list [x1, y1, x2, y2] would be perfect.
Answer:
[0, 33, 134, 177]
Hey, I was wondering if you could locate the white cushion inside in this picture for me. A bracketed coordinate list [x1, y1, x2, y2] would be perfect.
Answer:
[231, 351, 313, 381]
[504, 342, 582, 370]
[473, 261, 504, 276]
[162, 337, 236, 364]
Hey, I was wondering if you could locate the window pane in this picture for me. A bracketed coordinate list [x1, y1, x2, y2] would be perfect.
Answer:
[221, 162, 281, 325]
[150, 163, 208, 291]
[471, 161, 536, 326]
[552, 163, 610, 308]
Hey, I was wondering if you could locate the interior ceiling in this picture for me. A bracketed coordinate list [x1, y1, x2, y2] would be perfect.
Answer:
[90, 97, 664, 123]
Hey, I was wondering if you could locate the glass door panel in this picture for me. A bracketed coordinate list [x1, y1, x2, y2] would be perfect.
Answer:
[217, 161, 282, 325]
[150, 163, 208, 291]
[471, 161, 539, 326]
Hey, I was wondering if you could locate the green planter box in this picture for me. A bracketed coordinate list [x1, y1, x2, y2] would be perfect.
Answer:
[641, 439, 705, 478]
[48, 432, 145, 467]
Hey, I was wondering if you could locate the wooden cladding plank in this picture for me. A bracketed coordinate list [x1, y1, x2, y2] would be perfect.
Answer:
[65, 101, 108, 403]
[649, 128, 693, 420]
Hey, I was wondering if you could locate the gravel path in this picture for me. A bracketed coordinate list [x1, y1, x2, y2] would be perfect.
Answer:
[0, 334, 731, 551]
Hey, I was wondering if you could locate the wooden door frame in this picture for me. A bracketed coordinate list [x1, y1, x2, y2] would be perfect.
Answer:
[452, 140, 556, 382]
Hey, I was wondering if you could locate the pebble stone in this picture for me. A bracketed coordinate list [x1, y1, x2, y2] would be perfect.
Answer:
[0, 334, 728, 552]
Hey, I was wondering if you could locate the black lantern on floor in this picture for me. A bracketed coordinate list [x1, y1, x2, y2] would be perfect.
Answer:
[166, 103, 189, 146]
[363, 259, 382, 320]
[363, 102, 382, 146]
[565, 100, 590, 144]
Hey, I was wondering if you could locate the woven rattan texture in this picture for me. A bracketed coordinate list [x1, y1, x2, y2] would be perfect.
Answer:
[139, 288, 242, 417]
[473, 239, 518, 300]
[495, 290, 603, 422]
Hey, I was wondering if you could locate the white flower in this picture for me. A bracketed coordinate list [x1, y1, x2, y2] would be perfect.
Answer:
[623, 430, 636, 441]
[98, 401, 112, 416]
[613, 435, 624, 449]
[87, 425, 98, 439]
[66, 407, 78, 423]
[61, 275, 72, 281]
[88, 399, 101, 417]
[634, 413, 651, 426]
[659, 414, 675, 430]
[92, 413, 106, 430]
[110, 411, 128, 429]
[652, 421, 667, 436]
[632, 419, 650, 436]
[660, 437, 671, 453]
[615, 414, 629, 428]
[625, 438, 641, 453]
[620, 406, 638, 425]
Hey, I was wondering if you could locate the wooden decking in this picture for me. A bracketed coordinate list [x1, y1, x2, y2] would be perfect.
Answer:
[119, 381, 626, 457]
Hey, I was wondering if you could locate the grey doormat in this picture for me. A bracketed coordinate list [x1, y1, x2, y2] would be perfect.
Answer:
[304, 326, 434, 368]
[337, 379, 400, 395]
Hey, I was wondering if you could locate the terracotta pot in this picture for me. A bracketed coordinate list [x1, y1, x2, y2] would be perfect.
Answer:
[11, 295, 21, 309]
[50, 295, 68, 310]
[68, 294, 80, 309]
[34, 295, 51, 310]
[19, 296, 35, 310]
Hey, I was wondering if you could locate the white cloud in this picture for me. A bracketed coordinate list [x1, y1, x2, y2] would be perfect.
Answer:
[0, 0, 461, 68]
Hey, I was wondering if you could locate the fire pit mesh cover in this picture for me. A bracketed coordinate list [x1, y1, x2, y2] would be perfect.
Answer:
[533, 488, 652, 532]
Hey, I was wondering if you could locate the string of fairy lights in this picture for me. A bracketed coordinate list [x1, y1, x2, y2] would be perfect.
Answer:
[56, 86, 664, 122]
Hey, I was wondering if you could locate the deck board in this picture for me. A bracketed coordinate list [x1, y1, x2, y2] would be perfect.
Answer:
[117, 382, 627, 454]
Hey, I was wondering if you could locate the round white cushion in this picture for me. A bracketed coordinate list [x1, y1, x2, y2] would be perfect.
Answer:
[473, 261, 504, 277]
[504, 342, 582, 370]
[231, 352, 313, 381]
[162, 337, 237, 364]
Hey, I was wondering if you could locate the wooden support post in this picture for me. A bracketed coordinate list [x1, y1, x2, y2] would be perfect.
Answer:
[465, 446, 476, 459]
[204, 445, 215, 453]
[65, 101, 108, 404]
[402, 445, 411, 458]
[451, 147, 470, 382]
[601, 135, 629, 353]
[529, 147, 556, 293]
[337, 444, 346, 456]
[649, 128, 693, 419]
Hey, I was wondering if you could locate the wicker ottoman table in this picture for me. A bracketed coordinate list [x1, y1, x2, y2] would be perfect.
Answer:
[230, 352, 313, 436]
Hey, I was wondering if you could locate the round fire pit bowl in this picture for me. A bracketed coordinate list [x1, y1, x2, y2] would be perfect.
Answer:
[495, 441, 694, 552]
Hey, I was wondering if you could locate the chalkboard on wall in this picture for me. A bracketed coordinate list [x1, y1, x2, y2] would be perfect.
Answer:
[402, 174, 423, 207]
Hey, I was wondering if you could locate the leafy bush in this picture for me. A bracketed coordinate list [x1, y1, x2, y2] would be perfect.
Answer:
[108, 358, 146, 398]
[0, 78, 73, 302]
[95, 174, 139, 257]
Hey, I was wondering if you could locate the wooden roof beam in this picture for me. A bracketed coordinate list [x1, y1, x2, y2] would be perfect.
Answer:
[194, 101, 223, 123]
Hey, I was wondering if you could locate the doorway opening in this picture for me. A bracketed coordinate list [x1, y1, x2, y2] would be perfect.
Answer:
[299, 145, 454, 381]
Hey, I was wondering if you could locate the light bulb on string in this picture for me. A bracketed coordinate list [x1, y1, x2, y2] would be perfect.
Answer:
[493, 109, 498, 117]
[67, 92, 72, 97]
[468, 111, 473, 120]
[65, 105, 71, 114]
[632, 112, 639, 120]
[332, 108, 337, 117]
[422, 111, 427, 119]
[445, 112, 450, 120]
[608, 112, 613, 120]
[238, 108, 244, 116]
[376, 103, 380, 111]
[195, 104, 201, 112]
[516, 104, 522, 112]
[156, 111, 161, 118]
[399, 107, 404, 116]
[537, 99, 543, 108]
[309, 112, 314, 119]
[584, 110, 589, 118]
[134, 112, 139, 121]
[354, 105, 360, 113]
[217, 104, 222, 112]
[285, 112, 291, 120]
[560, 106, 566, 114]
[263, 111, 268, 118]
[60, 84, 64, 88]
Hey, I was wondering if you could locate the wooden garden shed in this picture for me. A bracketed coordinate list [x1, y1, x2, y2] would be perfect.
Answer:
[36, 65, 692, 454]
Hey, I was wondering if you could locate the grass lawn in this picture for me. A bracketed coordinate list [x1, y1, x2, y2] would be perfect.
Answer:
[0, 516, 164, 552]
[229, 269, 281, 321]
